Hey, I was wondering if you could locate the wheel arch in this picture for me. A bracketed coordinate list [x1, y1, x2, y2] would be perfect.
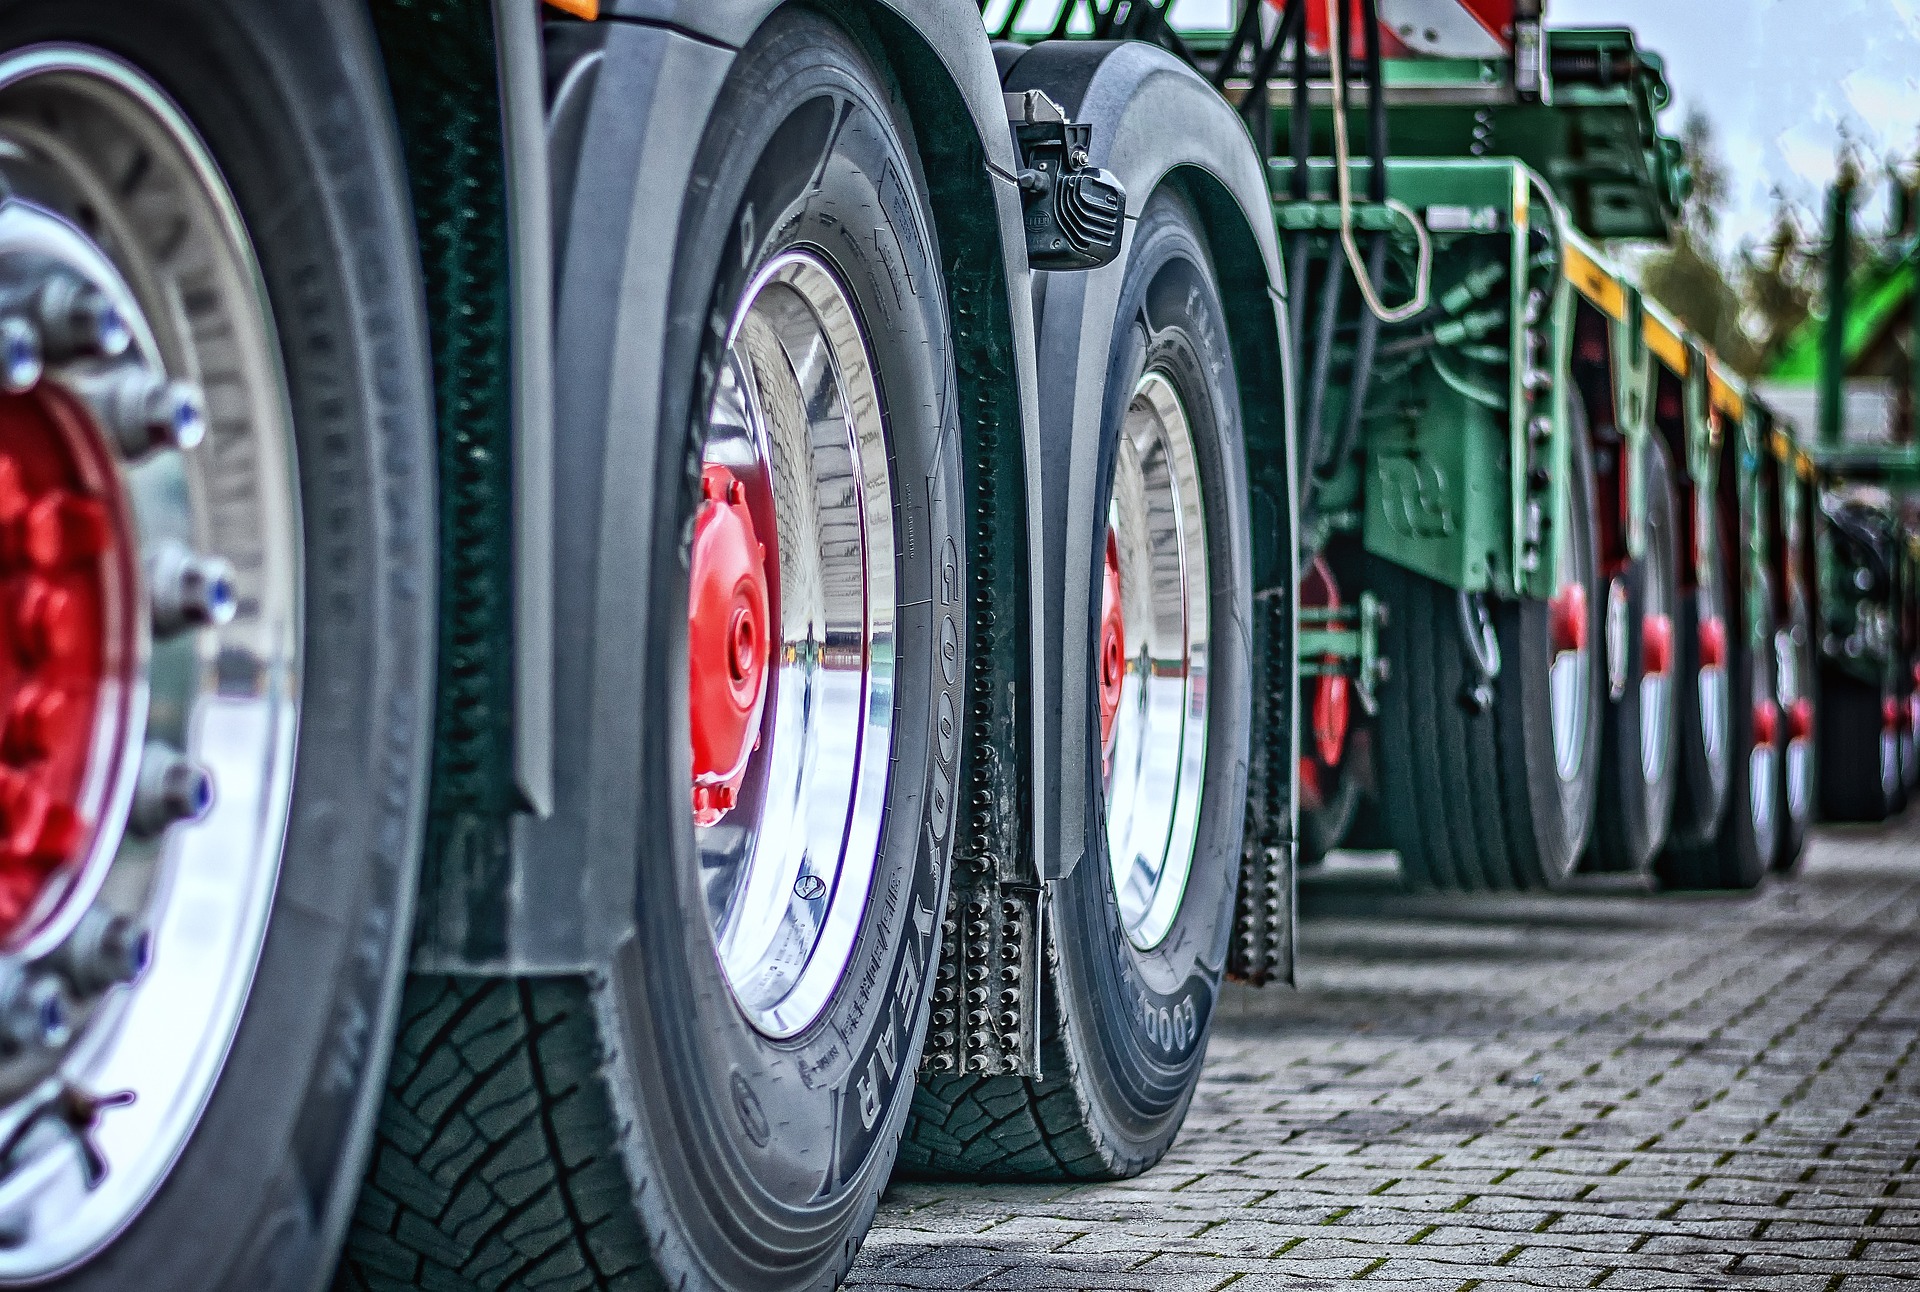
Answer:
[998, 38, 1297, 900]
[420, 0, 1051, 973]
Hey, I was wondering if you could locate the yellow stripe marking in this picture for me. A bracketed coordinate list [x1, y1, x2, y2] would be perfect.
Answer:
[1563, 243, 1625, 321]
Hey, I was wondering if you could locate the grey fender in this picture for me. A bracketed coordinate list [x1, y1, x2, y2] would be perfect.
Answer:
[1002, 40, 1299, 883]
[418, 1, 1046, 971]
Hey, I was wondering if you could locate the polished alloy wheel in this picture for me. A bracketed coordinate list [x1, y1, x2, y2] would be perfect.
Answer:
[1639, 521, 1676, 787]
[0, 50, 300, 1275]
[1102, 371, 1208, 953]
[1695, 495, 1730, 770]
[1776, 625, 1811, 823]
[1547, 509, 1593, 784]
[1748, 597, 1780, 839]
[693, 249, 895, 1040]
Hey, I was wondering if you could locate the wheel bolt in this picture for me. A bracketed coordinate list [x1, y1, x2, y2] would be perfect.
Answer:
[90, 369, 205, 459]
[0, 317, 41, 393]
[148, 541, 237, 637]
[130, 742, 213, 838]
[0, 965, 70, 1052]
[49, 908, 152, 994]
[33, 274, 130, 362]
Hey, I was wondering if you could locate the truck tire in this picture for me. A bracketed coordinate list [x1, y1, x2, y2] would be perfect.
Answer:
[1590, 438, 1680, 872]
[338, 14, 964, 1291]
[1816, 664, 1896, 822]
[1666, 466, 1734, 848]
[1375, 414, 1603, 891]
[1773, 581, 1815, 871]
[0, 2, 437, 1288]
[1656, 568, 1779, 890]
[901, 189, 1250, 1181]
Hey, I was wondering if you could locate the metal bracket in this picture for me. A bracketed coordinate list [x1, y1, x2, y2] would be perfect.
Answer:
[1005, 89, 1125, 272]
[1299, 590, 1389, 715]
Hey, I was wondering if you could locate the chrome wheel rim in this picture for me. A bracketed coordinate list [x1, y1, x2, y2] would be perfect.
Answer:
[1639, 502, 1675, 785]
[1102, 371, 1208, 953]
[694, 250, 894, 1040]
[1776, 625, 1810, 822]
[1696, 498, 1729, 770]
[1548, 481, 1593, 784]
[1749, 588, 1778, 839]
[0, 49, 300, 1275]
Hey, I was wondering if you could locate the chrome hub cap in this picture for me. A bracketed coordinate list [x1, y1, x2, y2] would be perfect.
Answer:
[1695, 500, 1729, 770]
[695, 250, 894, 1039]
[0, 50, 299, 1275]
[1547, 517, 1592, 784]
[1102, 372, 1208, 953]
[1639, 525, 1675, 787]
[1776, 624, 1810, 823]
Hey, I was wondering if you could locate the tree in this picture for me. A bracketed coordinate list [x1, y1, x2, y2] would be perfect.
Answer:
[1641, 110, 1762, 373]
[1740, 200, 1818, 370]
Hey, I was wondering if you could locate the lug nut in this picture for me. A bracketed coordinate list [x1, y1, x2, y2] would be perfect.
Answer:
[130, 742, 213, 838]
[0, 965, 69, 1052]
[91, 369, 205, 459]
[48, 908, 152, 994]
[148, 541, 237, 637]
[33, 274, 130, 362]
[0, 317, 41, 393]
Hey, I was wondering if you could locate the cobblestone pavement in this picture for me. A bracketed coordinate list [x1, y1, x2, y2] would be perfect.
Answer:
[850, 818, 1920, 1291]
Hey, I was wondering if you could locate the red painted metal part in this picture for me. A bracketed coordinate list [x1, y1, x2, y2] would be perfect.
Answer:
[1787, 697, 1813, 744]
[1641, 613, 1673, 678]
[688, 464, 771, 827]
[1752, 699, 1779, 750]
[1301, 558, 1350, 771]
[1885, 697, 1901, 733]
[1548, 583, 1588, 655]
[1696, 615, 1727, 670]
[0, 392, 115, 935]
[1098, 528, 1124, 769]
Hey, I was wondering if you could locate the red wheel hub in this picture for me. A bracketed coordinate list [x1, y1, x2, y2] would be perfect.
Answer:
[0, 391, 125, 937]
[1787, 697, 1813, 744]
[1885, 697, 1901, 733]
[688, 464, 771, 827]
[1641, 612, 1673, 677]
[1301, 558, 1350, 771]
[1548, 583, 1588, 654]
[1752, 698, 1779, 749]
[1098, 529, 1125, 767]
[1696, 615, 1727, 670]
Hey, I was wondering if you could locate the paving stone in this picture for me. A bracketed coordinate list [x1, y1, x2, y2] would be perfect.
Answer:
[849, 821, 1920, 1290]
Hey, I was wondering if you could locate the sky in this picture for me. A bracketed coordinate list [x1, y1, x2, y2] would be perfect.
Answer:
[995, 1, 1920, 253]
[1546, 0, 1920, 253]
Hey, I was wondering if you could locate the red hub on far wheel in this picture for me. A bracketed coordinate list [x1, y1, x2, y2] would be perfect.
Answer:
[1548, 582, 1588, 654]
[1752, 698, 1780, 749]
[1696, 615, 1727, 670]
[0, 391, 127, 936]
[688, 464, 772, 827]
[1641, 612, 1673, 677]
[1098, 529, 1125, 769]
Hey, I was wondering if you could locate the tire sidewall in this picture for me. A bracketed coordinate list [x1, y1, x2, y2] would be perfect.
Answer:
[612, 14, 962, 1285]
[1059, 189, 1250, 1151]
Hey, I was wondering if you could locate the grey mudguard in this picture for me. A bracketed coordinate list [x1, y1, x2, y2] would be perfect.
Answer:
[1002, 39, 1298, 883]
[418, 1, 1045, 972]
